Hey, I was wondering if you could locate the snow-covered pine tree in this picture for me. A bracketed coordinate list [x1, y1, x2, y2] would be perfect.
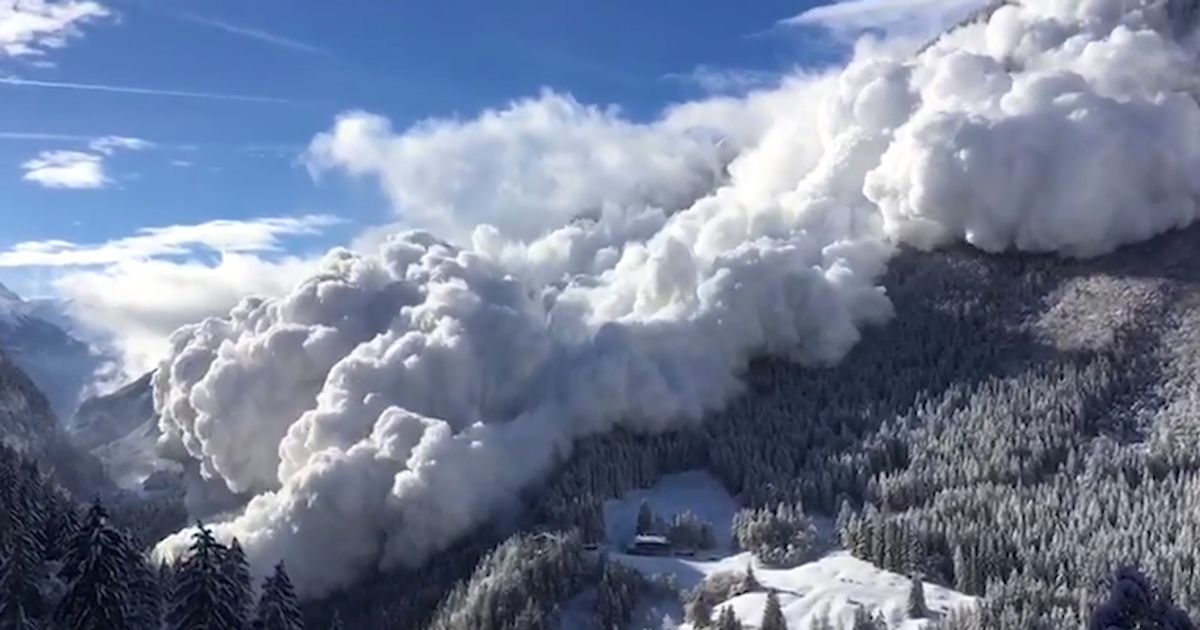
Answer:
[761, 590, 787, 630]
[254, 562, 304, 630]
[739, 564, 759, 594]
[126, 550, 164, 630]
[0, 503, 49, 628]
[715, 605, 742, 630]
[851, 606, 875, 630]
[55, 503, 136, 630]
[807, 607, 835, 630]
[686, 594, 713, 628]
[908, 573, 928, 619]
[224, 538, 253, 625]
[166, 523, 244, 630]
[636, 500, 654, 535]
[328, 610, 344, 630]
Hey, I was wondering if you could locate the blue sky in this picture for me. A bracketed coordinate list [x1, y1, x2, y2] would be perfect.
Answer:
[0, 0, 980, 373]
[0, 0, 849, 261]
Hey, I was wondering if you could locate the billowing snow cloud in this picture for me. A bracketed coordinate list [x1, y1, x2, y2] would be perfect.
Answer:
[306, 91, 734, 244]
[154, 0, 1200, 596]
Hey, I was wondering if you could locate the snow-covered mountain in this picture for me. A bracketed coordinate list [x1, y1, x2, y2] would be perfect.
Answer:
[0, 348, 110, 497]
[0, 282, 110, 423]
[70, 371, 180, 491]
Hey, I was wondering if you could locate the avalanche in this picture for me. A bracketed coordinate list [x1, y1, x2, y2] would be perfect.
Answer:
[154, 0, 1200, 595]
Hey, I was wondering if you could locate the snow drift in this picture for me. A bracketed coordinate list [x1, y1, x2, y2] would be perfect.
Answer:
[154, 0, 1200, 595]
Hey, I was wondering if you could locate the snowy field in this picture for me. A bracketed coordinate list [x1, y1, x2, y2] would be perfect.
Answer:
[569, 471, 976, 629]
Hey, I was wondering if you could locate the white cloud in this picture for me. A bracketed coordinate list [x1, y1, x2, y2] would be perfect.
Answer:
[55, 254, 322, 376]
[20, 134, 154, 189]
[21, 150, 107, 188]
[0, 215, 340, 266]
[785, 0, 987, 40]
[0, 0, 110, 59]
[665, 65, 781, 94]
[89, 134, 154, 154]
[306, 91, 734, 244]
[0, 215, 340, 376]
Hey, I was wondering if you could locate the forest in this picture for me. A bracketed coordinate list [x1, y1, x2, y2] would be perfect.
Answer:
[5, 225, 1196, 629]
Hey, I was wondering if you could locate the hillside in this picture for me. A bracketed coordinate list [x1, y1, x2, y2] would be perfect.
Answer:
[0, 282, 109, 422]
[0, 349, 112, 498]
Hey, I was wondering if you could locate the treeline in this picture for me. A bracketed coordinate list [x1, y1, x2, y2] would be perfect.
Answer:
[524, 240, 1200, 628]
[0, 442, 322, 630]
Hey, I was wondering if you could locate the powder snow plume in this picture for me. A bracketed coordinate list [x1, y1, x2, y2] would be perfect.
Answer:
[154, 0, 1200, 595]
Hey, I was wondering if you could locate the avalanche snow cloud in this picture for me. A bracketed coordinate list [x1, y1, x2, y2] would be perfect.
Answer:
[154, 0, 1200, 595]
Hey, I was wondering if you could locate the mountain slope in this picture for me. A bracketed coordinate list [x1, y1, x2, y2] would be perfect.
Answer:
[0, 348, 111, 497]
[71, 371, 181, 491]
[0, 282, 108, 423]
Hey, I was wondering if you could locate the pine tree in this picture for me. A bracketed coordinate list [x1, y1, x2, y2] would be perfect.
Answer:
[254, 563, 304, 630]
[55, 503, 135, 630]
[636, 500, 654, 535]
[807, 607, 835, 630]
[687, 596, 713, 628]
[761, 590, 788, 630]
[0, 505, 49, 629]
[716, 605, 742, 630]
[224, 538, 253, 624]
[907, 573, 928, 619]
[851, 606, 875, 630]
[327, 611, 344, 630]
[126, 551, 164, 630]
[739, 564, 760, 594]
[166, 523, 245, 630]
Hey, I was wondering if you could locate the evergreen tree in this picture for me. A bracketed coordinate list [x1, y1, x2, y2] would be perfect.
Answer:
[636, 500, 654, 536]
[55, 503, 135, 630]
[716, 605, 742, 630]
[739, 564, 760, 594]
[686, 596, 713, 628]
[851, 607, 875, 630]
[807, 608, 834, 630]
[907, 574, 928, 619]
[327, 611, 344, 630]
[166, 523, 245, 630]
[225, 539, 253, 625]
[255, 563, 304, 630]
[0, 509, 48, 629]
[761, 590, 788, 630]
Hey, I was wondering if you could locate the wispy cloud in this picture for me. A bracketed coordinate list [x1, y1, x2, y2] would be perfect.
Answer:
[20, 134, 153, 189]
[664, 65, 780, 95]
[0, 0, 110, 60]
[784, 0, 986, 40]
[0, 76, 296, 103]
[0, 131, 99, 142]
[0, 215, 341, 267]
[177, 12, 331, 56]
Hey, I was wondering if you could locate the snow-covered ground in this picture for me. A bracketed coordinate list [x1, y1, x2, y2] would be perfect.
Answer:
[571, 470, 976, 629]
[604, 470, 739, 552]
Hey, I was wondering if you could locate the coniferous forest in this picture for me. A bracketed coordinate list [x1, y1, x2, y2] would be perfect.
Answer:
[4, 223, 1199, 630]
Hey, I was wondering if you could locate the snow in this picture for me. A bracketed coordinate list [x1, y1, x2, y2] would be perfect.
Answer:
[584, 470, 976, 629]
[91, 416, 181, 490]
[604, 470, 738, 552]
